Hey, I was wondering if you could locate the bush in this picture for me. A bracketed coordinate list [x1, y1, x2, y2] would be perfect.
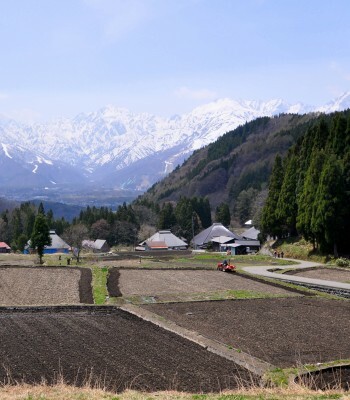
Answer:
[335, 257, 350, 267]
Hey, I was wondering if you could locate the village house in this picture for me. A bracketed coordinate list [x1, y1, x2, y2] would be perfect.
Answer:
[0, 242, 11, 253]
[138, 230, 188, 251]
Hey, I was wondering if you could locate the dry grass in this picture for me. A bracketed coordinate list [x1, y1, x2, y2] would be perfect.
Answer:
[0, 384, 349, 400]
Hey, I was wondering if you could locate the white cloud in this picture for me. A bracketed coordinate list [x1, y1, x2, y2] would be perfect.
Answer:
[174, 86, 217, 101]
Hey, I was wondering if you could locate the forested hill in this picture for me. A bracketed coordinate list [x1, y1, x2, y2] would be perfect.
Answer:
[261, 109, 350, 256]
[138, 112, 322, 224]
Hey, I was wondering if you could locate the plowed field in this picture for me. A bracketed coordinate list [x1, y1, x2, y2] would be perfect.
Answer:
[0, 307, 256, 392]
[112, 269, 300, 301]
[289, 267, 350, 283]
[0, 267, 93, 305]
[142, 297, 350, 368]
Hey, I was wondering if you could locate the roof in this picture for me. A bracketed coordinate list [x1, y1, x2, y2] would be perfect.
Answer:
[47, 231, 70, 250]
[82, 239, 109, 250]
[241, 227, 260, 240]
[94, 239, 108, 250]
[226, 243, 242, 248]
[142, 230, 187, 248]
[0, 242, 10, 249]
[193, 223, 241, 247]
[234, 240, 261, 247]
[244, 220, 253, 226]
[210, 236, 236, 244]
[82, 240, 95, 248]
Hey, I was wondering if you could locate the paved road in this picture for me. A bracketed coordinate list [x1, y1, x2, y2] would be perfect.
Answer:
[243, 258, 350, 291]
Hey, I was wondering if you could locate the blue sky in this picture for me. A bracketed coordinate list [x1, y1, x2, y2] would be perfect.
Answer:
[0, 0, 349, 122]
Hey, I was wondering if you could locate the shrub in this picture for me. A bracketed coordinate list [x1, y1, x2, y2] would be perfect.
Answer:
[335, 257, 350, 267]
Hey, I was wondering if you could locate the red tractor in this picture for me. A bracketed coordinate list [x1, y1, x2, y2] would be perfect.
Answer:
[217, 260, 237, 272]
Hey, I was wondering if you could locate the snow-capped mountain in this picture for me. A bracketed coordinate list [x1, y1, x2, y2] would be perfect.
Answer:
[316, 91, 350, 113]
[0, 92, 349, 198]
[0, 141, 87, 189]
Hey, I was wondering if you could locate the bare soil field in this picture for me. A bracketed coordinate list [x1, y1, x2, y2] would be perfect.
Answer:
[109, 268, 301, 302]
[0, 307, 256, 393]
[0, 267, 93, 305]
[297, 365, 350, 391]
[288, 267, 350, 283]
[142, 297, 350, 368]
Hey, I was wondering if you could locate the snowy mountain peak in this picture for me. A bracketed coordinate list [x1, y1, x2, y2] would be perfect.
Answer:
[0, 92, 348, 194]
[317, 91, 350, 113]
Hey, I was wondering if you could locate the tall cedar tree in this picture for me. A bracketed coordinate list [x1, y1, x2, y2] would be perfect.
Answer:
[311, 154, 346, 256]
[157, 203, 177, 230]
[260, 155, 284, 238]
[296, 149, 325, 246]
[31, 213, 51, 264]
[215, 203, 231, 227]
[276, 152, 298, 236]
[262, 112, 350, 254]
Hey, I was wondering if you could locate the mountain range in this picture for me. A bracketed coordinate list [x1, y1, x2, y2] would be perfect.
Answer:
[0, 92, 349, 205]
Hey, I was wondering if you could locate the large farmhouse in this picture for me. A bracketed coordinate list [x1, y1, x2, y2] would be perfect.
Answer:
[193, 223, 260, 254]
[138, 230, 188, 251]
[24, 230, 70, 254]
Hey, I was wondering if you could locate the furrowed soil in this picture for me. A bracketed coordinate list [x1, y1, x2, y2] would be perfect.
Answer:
[111, 268, 300, 302]
[142, 297, 350, 368]
[0, 307, 257, 393]
[0, 267, 93, 305]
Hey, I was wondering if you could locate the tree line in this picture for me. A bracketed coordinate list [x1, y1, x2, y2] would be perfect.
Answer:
[0, 195, 233, 254]
[260, 111, 350, 256]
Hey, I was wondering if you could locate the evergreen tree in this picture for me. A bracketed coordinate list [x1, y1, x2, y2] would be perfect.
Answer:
[31, 213, 51, 264]
[235, 188, 258, 225]
[296, 149, 325, 245]
[157, 203, 177, 230]
[174, 197, 199, 241]
[330, 114, 347, 156]
[191, 197, 212, 228]
[37, 202, 45, 215]
[215, 203, 231, 226]
[260, 155, 284, 238]
[276, 153, 298, 236]
[311, 154, 346, 256]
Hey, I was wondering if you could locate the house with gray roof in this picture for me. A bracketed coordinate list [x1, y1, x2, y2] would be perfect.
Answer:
[241, 226, 260, 240]
[139, 230, 188, 250]
[24, 230, 70, 254]
[82, 239, 110, 253]
[192, 223, 241, 249]
[44, 230, 71, 254]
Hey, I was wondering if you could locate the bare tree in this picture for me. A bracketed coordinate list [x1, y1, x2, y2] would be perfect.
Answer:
[62, 224, 89, 263]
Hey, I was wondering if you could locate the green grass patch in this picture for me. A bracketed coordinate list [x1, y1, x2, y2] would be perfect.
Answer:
[121, 289, 293, 305]
[272, 237, 334, 264]
[134, 254, 298, 270]
[91, 266, 109, 304]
